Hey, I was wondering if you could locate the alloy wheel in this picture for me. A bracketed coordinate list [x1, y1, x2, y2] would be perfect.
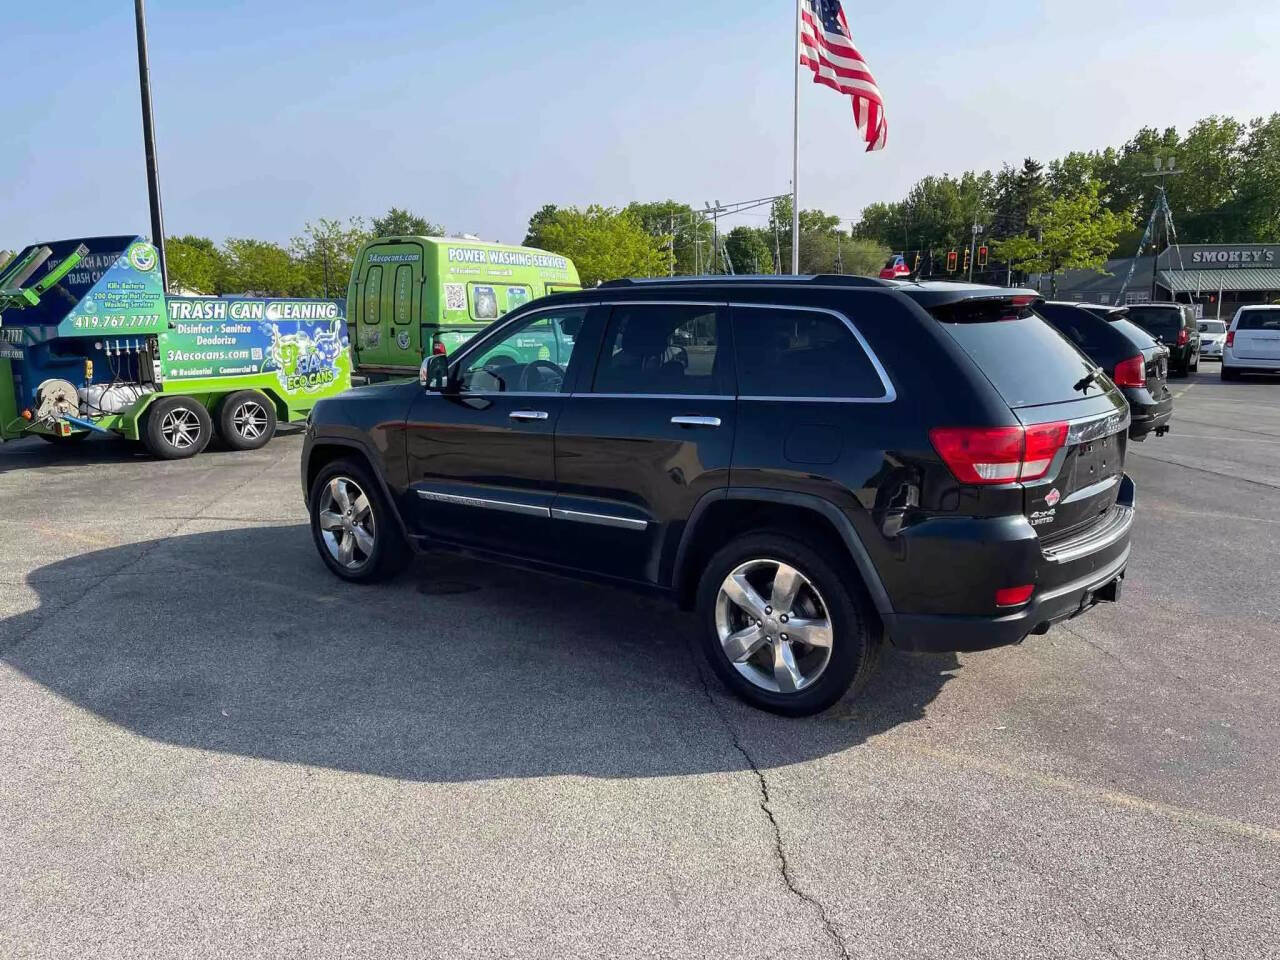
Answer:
[160, 408, 201, 449]
[231, 400, 269, 440]
[317, 476, 377, 570]
[714, 559, 834, 694]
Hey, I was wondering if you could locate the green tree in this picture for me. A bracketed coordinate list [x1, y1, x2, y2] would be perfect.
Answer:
[166, 235, 223, 294]
[994, 180, 1128, 296]
[524, 205, 668, 286]
[624, 200, 716, 275]
[290, 217, 372, 297]
[220, 238, 302, 296]
[371, 207, 445, 237]
[1233, 114, 1280, 242]
[723, 226, 775, 274]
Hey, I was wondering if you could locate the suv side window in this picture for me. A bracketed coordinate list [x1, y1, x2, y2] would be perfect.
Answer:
[733, 306, 888, 400]
[591, 304, 729, 396]
[457, 309, 585, 394]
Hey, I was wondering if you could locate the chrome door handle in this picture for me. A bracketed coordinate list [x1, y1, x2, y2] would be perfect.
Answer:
[671, 416, 721, 428]
[509, 410, 549, 422]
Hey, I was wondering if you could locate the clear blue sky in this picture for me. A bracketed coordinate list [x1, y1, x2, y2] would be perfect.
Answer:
[5, 0, 1280, 249]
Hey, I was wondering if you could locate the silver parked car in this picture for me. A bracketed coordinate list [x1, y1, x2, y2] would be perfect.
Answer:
[1198, 319, 1228, 359]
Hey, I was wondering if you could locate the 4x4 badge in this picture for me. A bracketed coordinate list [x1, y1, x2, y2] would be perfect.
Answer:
[1045, 488, 1062, 507]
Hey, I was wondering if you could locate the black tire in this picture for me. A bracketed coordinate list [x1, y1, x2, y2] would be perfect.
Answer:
[218, 390, 277, 451]
[308, 457, 411, 583]
[1221, 366, 1239, 382]
[695, 531, 879, 716]
[142, 396, 212, 459]
[38, 431, 90, 445]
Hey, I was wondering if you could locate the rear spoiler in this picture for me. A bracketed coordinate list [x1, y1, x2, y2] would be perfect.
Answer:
[896, 285, 1043, 311]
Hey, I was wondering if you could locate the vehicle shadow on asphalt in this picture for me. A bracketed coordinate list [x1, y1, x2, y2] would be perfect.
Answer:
[2, 524, 959, 781]
[0, 435, 148, 474]
[0, 425, 310, 475]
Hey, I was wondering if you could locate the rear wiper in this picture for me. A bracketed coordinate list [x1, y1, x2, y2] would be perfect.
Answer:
[1073, 369, 1101, 393]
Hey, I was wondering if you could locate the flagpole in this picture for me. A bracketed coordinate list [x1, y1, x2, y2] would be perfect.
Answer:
[792, 0, 802, 275]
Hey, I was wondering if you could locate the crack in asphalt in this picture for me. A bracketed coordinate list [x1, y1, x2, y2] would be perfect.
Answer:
[683, 631, 851, 960]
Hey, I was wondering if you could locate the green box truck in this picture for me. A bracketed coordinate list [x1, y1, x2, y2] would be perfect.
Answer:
[0, 236, 351, 458]
[347, 236, 581, 376]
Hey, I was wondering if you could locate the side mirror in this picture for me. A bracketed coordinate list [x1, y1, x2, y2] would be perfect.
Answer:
[420, 354, 451, 392]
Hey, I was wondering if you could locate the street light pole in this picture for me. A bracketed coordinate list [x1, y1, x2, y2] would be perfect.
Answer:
[134, 0, 168, 291]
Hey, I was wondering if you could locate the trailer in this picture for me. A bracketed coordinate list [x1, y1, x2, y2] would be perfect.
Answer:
[0, 235, 351, 458]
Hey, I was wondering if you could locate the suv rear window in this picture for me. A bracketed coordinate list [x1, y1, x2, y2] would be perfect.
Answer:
[1237, 309, 1280, 331]
[935, 304, 1097, 409]
[1127, 306, 1183, 340]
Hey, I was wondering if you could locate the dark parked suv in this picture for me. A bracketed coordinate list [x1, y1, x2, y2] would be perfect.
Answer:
[303, 277, 1135, 715]
[1039, 301, 1173, 440]
[1125, 303, 1200, 376]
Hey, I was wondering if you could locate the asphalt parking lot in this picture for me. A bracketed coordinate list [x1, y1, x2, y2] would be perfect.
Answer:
[2, 367, 1278, 960]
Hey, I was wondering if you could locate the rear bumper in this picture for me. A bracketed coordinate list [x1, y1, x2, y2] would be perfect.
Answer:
[1127, 390, 1173, 439]
[1223, 351, 1280, 372]
[885, 475, 1135, 653]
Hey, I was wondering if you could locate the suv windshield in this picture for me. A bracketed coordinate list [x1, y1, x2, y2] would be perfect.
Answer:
[1237, 309, 1280, 331]
[1127, 306, 1183, 341]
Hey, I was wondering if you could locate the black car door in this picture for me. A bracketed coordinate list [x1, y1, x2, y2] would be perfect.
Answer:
[550, 301, 737, 584]
[403, 305, 595, 560]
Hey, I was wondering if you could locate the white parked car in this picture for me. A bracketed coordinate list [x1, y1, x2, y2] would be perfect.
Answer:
[1222, 306, 1280, 380]
[1197, 319, 1228, 359]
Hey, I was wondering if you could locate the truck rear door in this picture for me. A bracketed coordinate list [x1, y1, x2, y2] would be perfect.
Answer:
[354, 243, 425, 371]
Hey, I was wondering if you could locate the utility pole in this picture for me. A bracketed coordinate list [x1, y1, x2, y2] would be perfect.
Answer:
[669, 213, 676, 276]
[134, 0, 168, 291]
[773, 220, 782, 275]
[704, 202, 725, 275]
[968, 218, 983, 283]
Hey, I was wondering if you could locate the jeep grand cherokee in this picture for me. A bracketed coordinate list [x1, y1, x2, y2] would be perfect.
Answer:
[302, 277, 1135, 715]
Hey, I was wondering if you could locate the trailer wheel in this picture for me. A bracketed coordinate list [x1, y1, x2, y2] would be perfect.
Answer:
[218, 390, 277, 451]
[143, 396, 212, 460]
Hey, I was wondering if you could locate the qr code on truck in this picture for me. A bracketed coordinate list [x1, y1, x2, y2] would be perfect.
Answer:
[444, 284, 466, 312]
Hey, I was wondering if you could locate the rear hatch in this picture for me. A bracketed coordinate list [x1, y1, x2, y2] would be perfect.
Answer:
[1111, 317, 1170, 396]
[924, 293, 1130, 544]
[1234, 308, 1280, 360]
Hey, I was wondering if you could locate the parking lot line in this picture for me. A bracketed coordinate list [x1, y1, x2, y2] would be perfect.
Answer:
[904, 743, 1280, 846]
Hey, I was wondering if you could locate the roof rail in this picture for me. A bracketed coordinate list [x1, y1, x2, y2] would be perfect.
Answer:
[598, 274, 894, 289]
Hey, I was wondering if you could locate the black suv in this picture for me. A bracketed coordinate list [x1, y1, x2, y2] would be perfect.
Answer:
[1125, 303, 1200, 376]
[1038, 302, 1173, 440]
[303, 278, 1135, 715]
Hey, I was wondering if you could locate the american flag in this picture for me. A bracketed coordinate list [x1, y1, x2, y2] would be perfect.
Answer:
[799, 0, 887, 152]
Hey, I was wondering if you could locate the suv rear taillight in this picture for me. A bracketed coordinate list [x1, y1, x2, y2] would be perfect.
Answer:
[1177, 328, 1189, 346]
[929, 422, 1069, 484]
[1112, 355, 1146, 388]
[1226, 330, 1235, 348]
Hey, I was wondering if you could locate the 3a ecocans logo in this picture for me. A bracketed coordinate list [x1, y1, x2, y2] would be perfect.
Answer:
[127, 243, 158, 272]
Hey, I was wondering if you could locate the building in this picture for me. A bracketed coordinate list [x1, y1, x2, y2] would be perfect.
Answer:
[1031, 243, 1280, 319]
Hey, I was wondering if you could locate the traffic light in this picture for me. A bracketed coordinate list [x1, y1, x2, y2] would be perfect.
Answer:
[962, 248, 971, 273]
[978, 245, 989, 268]
[946, 250, 958, 273]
